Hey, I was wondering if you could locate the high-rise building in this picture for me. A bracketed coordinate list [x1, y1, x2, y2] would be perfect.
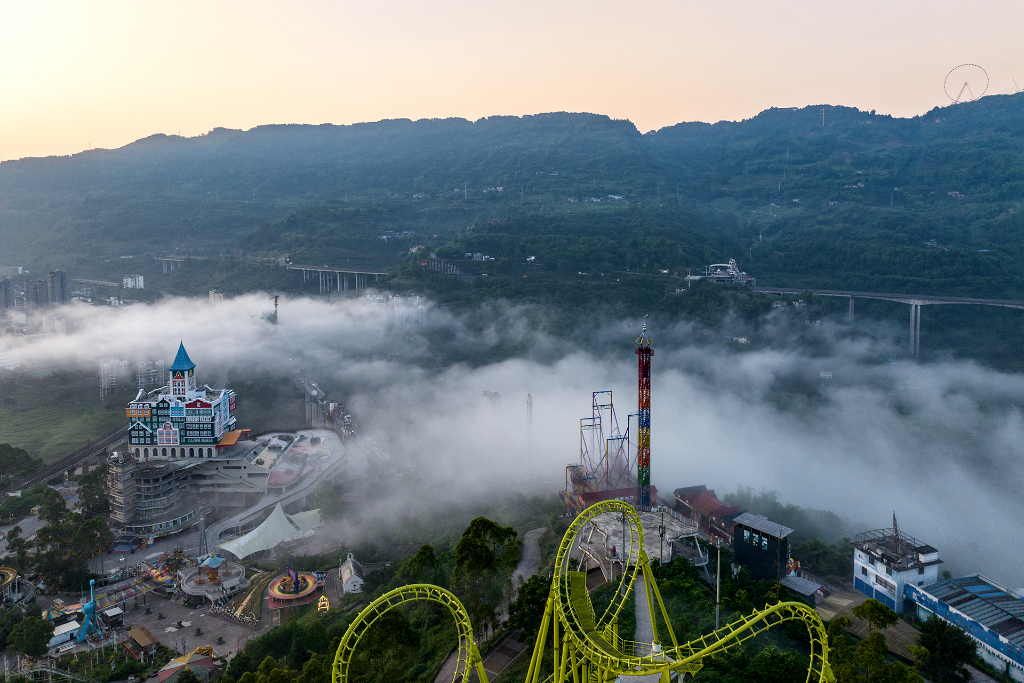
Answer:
[47, 270, 70, 306]
[25, 279, 47, 309]
[0, 278, 11, 315]
[209, 290, 226, 302]
[123, 274, 144, 289]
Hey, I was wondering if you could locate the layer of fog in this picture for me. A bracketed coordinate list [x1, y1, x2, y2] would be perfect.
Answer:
[2, 293, 1022, 589]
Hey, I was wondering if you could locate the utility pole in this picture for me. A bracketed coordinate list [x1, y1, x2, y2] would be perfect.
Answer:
[658, 513, 666, 577]
[715, 540, 721, 630]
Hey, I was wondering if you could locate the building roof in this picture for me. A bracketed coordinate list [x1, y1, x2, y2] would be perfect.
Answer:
[852, 527, 939, 572]
[129, 625, 160, 649]
[782, 575, 822, 597]
[52, 620, 82, 637]
[923, 575, 1024, 648]
[689, 492, 727, 517]
[733, 512, 794, 540]
[673, 485, 708, 500]
[216, 430, 245, 448]
[341, 553, 364, 584]
[168, 343, 196, 372]
[710, 505, 743, 523]
[158, 649, 215, 683]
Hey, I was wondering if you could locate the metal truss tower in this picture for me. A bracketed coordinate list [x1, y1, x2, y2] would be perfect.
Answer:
[578, 391, 632, 493]
[635, 323, 652, 510]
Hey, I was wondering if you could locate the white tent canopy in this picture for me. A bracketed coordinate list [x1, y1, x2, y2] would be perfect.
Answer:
[288, 510, 322, 533]
[218, 503, 320, 560]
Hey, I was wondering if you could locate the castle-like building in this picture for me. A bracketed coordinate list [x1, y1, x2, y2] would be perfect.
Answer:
[126, 343, 237, 459]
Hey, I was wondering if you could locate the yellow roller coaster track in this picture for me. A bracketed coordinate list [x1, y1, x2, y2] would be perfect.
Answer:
[332, 500, 835, 683]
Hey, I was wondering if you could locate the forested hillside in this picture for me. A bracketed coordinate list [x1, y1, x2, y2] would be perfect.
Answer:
[2, 94, 1023, 300]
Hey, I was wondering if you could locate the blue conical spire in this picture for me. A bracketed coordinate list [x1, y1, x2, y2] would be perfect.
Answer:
[168, 342, 196, 372]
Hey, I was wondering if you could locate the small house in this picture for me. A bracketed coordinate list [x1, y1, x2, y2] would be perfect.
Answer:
[340, 553, 364, 594]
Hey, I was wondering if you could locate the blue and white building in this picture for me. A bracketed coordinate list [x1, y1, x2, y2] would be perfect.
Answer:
[852, 524, 941, 613]
[905, 575, 1024, 682]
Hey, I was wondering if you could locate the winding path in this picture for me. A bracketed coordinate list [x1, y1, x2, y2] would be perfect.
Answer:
[433, 527, 546, 683]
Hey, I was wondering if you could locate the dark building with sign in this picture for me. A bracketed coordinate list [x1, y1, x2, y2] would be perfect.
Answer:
[732, 512, 794, 582]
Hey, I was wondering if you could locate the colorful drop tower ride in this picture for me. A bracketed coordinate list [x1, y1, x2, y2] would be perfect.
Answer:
[635, 323, 652, 510]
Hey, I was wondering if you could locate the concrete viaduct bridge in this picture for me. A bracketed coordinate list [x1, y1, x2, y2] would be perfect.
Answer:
[287, 264, 387, 294]
[752, 287, 1024, 358]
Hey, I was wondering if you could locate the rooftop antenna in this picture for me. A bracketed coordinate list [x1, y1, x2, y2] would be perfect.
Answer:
[892, 511, 902, 554]
[527, 393, 533, 454]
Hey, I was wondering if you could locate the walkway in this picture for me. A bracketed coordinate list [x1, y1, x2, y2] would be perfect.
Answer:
[511, 528, 546, 600]
[631, 575, 661, 682]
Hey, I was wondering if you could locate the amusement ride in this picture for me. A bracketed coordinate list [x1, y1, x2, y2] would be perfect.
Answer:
[330, 324, 835, 682]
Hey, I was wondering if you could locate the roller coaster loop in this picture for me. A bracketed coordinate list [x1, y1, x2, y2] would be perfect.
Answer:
[332, 500, 835, 683]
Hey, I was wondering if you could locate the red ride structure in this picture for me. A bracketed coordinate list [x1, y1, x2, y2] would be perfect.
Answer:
[635, 323, 652, 510]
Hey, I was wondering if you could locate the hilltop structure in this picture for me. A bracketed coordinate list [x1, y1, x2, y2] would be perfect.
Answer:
[125, 342, 239, 458]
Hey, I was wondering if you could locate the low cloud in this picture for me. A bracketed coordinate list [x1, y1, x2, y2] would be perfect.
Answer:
[3, 293, 1022, 588]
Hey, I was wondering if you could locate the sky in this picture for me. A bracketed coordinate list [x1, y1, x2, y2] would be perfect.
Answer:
[1, 1, 1022, 161]
[3, 294, 1023, 589]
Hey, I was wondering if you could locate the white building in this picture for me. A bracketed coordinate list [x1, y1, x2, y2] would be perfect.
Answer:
[123, 274, 144, 289]
[209, 290, 226, 302]
[852, 521, 941, 613]
[340, 553, 364, 594]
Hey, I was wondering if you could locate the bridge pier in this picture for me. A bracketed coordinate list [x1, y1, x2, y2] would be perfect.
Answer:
[910, 303, 921, 359]
[848, 297, 854, 323]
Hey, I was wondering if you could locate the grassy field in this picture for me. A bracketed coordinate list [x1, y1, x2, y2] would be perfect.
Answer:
[0, 369, 126, 461]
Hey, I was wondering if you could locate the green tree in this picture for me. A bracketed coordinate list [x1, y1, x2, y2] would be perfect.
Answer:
[403, 544, 437, 580]
[76, 464, 109, 515]
[37, 487, 67, 526]
[176, 669, 201, 683]
[452, 517, 521, 639]
[857, 631, 890, 682]
[507, 574, 551, 642]
[852, 599, 899, 632]
[350, 609, 419, 683]
[916, 617, 975, 683]
[8, 616, 54, 657]
[454, 517, 520, 574]
[4, 526, 33, 573]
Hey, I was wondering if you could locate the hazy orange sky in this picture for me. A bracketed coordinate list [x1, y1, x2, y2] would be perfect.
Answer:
[1, 1, 1021, 161]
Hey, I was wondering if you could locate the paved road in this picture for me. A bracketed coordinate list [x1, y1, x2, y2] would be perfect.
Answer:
[632, 575, 662, 682]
